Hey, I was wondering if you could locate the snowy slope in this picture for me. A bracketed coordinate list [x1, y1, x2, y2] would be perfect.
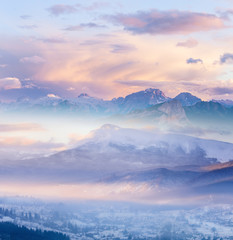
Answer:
[79, 124, 233, 163]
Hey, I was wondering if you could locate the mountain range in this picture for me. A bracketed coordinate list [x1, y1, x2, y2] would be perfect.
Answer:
[1, 88, 232, 123]
[1, 88, 232, 114]
[102, 163, 233, 197]
[0, 87, 232, 141]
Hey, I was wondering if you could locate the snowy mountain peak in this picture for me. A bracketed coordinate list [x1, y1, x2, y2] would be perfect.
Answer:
[78, 93, 90, 98]
[118, 88, 170, 112]
[71, 125, 233, 171]
[47, 93, 61, 99]
[34, 94, 63, 105]
[174, 92, 201, 106]
[144, 88, 166, 97]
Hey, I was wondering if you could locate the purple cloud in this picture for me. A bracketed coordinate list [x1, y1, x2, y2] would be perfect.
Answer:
[20, 56, 46, 64]
[176, 39, 198, 48]
[210, 87, 233, 95]
[64, 22, 106, 31]
[186, 58, 203, 64]
[115, 80, 201, 89]
[80, 23, 105, 28]
[20, 15, 31, 19]
[115, 79, 158, 87]
[64, 25, 82, 31]
[110, 44, 136, 53]
[220, 53, 233, 64]
[19, 25, 38, 29]
[0, 83, 51, 102]
[84, 2, 110, 11]
[48, 2, 110, 16]
[217, 9, 233, 19]
[37, 37, 67, 44]
[0, 49, 42, 80]
[0, 77, 21, 90]
[47, 4, 78, 16]
[80, 40, 104, 46]
[110, 10, 225, 35]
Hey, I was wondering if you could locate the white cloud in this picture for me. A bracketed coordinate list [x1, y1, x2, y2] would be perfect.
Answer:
[0, 77, 22, 90]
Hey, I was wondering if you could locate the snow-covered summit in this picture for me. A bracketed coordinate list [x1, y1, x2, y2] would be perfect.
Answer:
[174, 92, 201, 106]
[78, 93, 90, 98]
[34, 94, 62, 106]
[76, 125, 233, 163]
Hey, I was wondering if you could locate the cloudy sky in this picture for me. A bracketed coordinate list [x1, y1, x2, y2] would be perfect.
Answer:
[0, 0, 233, 101]
[1, 0, 233, 200]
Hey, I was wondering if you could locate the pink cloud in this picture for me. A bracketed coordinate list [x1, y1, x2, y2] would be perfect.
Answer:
[0, 123, 45, 132]
[176, 39, 198, 48]
[0, 77, 21, 90]
[47, 4, 78, 16]
[111, 10, 226, 35]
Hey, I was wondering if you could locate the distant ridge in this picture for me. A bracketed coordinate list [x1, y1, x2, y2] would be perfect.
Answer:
[0, 88, 232, 120]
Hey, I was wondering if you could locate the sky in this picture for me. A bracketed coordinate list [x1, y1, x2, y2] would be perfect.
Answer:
[0, 0, 233, 101]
